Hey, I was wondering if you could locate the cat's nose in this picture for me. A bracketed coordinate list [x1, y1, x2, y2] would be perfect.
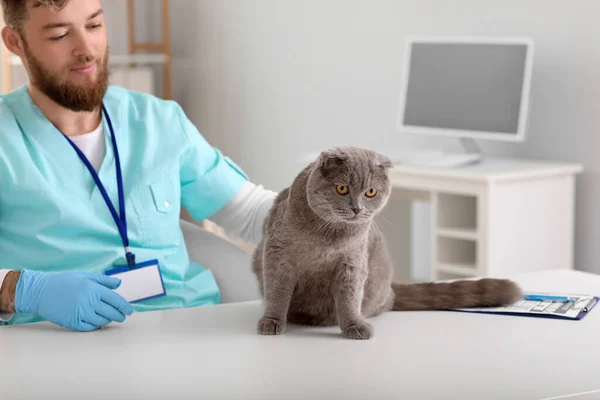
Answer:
[352, 207, 361, 215]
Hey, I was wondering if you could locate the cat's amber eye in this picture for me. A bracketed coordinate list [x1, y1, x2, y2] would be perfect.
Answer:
[365, 188, 377, 198]
[336, 184, 349, 195]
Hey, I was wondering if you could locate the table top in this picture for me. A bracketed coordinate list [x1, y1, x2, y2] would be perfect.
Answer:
[390, 158, 584, 183]
[2, 269, 599, 400]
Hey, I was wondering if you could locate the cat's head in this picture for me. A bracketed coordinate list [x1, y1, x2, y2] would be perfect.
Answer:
[306, 147, 393, 224]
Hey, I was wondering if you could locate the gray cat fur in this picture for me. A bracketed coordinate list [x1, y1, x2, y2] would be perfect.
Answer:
[252, 146, 522, 340]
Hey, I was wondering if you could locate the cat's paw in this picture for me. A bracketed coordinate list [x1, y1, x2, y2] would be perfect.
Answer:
[341, 320, 373, 340]
[257, 316, 286, 335]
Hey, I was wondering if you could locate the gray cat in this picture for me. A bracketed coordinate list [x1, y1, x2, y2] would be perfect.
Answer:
[252, 146, 522, 340]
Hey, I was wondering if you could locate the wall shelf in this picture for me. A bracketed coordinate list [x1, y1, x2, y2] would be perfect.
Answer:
[436, 263, 478, 277]
[126, 0, 171, 99]
[9, 54, 169, 67]
[437, 236, 477, 269]
[436, 228, 478, 241]
[437, 193, 478, 232]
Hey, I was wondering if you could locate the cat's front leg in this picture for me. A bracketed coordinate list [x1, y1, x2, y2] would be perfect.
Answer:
[257, 249, 296, 336]
[332, 263, 372, 340]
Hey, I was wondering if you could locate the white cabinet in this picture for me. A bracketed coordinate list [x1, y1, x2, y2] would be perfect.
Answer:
[386, 158, 583, 280]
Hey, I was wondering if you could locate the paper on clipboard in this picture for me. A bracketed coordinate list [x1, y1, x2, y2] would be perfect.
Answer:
[454, 292, 599, 320]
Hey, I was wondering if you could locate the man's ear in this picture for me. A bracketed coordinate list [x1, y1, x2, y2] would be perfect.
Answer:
[2, 26, 25, 58]
[318, 148, 348, 171]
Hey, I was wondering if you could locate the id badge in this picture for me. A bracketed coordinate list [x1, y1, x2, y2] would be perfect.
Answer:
[105, 259, 166, 303]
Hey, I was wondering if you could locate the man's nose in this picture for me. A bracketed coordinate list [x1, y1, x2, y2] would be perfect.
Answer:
[72, 33, 94, 57]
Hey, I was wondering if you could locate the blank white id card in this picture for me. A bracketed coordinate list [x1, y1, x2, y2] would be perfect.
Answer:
[105, 259, 166, 303]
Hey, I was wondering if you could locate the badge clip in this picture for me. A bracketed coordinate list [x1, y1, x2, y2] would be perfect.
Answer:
[125, 247, 136, 269]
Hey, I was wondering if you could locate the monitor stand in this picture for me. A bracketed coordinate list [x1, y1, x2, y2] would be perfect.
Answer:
[392, 138, 483, 169]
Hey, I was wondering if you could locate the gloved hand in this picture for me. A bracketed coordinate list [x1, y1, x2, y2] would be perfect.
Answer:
[15, 269, 134, 331]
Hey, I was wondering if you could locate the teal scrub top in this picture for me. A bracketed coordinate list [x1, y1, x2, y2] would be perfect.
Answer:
[0, 85, 249, 326]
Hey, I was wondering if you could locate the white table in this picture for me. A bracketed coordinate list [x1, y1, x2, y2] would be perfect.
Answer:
[1, 269, 599, 400]
[384, 158, 583, 281]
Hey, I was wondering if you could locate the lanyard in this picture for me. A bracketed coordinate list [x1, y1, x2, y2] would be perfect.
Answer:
[60, 104, 136, 269]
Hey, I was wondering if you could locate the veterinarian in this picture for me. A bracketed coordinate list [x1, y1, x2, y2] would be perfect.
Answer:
[0, 0, 276, 330]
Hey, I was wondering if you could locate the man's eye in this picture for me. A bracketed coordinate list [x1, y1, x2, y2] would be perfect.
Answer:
[89, 23, 102, 29]
[50, 34, 67, 41]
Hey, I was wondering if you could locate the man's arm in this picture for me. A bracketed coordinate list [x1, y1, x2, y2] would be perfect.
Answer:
[173, 103, 277, 246]
[175, 104, 250, 223]
[209, 181, 277, 247]
[0, 270, 20, 314]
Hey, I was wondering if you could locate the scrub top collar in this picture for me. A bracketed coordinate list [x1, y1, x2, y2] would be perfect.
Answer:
[5, 85, 124, 202]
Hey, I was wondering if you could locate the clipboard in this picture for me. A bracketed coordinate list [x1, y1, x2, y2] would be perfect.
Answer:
[451, 292, 599, 321]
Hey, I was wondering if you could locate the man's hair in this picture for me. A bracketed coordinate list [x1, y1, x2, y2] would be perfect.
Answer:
[1, 0, 69, 31]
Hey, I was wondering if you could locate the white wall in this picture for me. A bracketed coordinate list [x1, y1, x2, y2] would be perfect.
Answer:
[166, 0, 600, 275]
[170, 0, 531, 187]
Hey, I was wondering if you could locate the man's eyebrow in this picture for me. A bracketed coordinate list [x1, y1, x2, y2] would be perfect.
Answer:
[41, 9, 104, 30]
[88, 9, 104, 20]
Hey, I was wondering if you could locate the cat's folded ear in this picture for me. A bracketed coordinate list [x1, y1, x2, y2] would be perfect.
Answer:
[318, 148, 348, 171]
[377, 153, 394, 170]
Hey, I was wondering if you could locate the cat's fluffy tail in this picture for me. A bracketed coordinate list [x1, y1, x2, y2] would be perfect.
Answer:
[392, 278, 522, 311]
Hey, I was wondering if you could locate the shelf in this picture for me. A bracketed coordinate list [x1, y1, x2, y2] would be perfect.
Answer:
[436, 263, 478, 277]
[437, 228, 478, 241]
[110, 54, 170, 65]
[437, 236, 477, 266]
[10, 53, 169, 66]
[437, 193, 477, 231]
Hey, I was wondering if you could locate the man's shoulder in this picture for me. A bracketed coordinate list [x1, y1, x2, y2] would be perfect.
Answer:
[104, 85, 184, 120]
[0, 87, 24, 133]
[0, 96, 10, 119]
[0, 86, 23, 119]
[104, 86, 195, 149]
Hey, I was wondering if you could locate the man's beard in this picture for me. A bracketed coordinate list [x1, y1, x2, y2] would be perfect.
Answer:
[23, 42, 109, 112]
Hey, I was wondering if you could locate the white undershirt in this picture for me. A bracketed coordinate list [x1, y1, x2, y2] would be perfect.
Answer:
[0, 127, 277, 321]
[68, 122, 106, 172]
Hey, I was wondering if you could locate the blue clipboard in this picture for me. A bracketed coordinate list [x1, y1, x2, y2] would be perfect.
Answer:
[450, 294, 599, 321]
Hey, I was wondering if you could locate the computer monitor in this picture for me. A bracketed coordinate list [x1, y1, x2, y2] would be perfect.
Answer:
[395, 36, 534, 167]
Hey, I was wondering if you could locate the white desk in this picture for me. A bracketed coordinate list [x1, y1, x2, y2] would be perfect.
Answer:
[384, 158, 583, 281]
[1, 269, 599, 400]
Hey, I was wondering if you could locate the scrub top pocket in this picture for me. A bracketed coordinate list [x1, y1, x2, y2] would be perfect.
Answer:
[150, 179, 174, 214]
[130, 168, 182, 248]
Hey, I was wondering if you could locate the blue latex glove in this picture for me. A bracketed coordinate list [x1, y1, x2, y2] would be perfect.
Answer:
[15, 269, 134, 331]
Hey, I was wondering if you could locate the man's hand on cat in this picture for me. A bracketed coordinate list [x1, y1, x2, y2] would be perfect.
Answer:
[257, 316, 287, 335]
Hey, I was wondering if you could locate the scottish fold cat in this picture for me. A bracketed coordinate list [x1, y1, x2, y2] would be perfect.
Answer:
[252, 147, 521, 339]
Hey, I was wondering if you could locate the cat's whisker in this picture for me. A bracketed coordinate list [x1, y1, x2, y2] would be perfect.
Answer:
[368, 220, 375, 236]
[312, 219, 328, 239]
[322, 217, 340, 240]
[316, 219, 332, 238]
[377, 215, 399, 232]
[370, 220, 384, 239]
[312, 215, 337, 242]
